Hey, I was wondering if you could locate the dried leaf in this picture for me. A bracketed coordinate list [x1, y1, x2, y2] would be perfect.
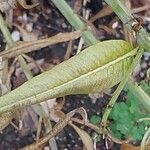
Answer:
[50, 110, 65, 122]
[89, 5, 113, 23]
[40, 98, 57, 116]
[0, 56, 13, 131]
[20, 107, 85, 150]
[70, 122, 94, 150]
[0, 111, 14, 131]
[0, 31, 81, 60]
[18, 107, 39, 137]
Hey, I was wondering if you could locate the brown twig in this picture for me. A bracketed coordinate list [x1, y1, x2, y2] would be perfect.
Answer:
[0, 31, 81, 60]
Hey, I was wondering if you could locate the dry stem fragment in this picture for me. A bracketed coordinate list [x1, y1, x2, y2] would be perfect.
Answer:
[0, 31, 81, 60]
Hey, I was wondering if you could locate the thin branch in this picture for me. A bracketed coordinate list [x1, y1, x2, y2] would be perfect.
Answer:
[50, 0, 98, 45]
[104, 0, 150, 51]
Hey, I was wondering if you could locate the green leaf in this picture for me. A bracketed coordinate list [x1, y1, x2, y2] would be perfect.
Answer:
[110, 102, 130, 121]
[109, 93, 150, 140]
[90, 115, 101, 125]
[116, 124, 129, 134]
[131, 125, 145, 140]
[0, 40, 134, 113]
[110, 123, 123, 139]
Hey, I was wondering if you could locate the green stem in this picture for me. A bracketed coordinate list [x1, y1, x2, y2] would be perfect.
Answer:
[0, 14, 13, 45]
[101, 47, 144, 130]
[18, 56, 33, 80]
[104, 0, 150, 51]
[0, 13, 32, 78]
[141, 127, 150, 150]
[126, 81, 150, 113]
[0, 13, 13, 84]
[50, 0, 98, 45]
[138, 118, 150, 122]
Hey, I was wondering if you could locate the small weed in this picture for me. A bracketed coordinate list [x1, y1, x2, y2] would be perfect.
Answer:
[109, 90, 150, 141]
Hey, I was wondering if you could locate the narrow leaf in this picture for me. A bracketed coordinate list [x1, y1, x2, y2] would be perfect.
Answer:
[70, 122, 94, 150]
[0, 40, 135, 113]
[0, 111, 14, 131]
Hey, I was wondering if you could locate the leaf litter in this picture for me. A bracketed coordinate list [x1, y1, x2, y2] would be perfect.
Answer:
[0, 0, 149, 150]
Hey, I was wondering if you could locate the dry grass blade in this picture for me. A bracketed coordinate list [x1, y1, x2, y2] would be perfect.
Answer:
[20, 107, 85, 150]
[70, 122, 94, 150]
[71, 117, 99, 132]
[0, 111, 14, 131]
[89, 5, 113, 23]
[89, 2, 149, 24]
[36, 116, 42, 141]
[0, 31, 81, 60]
[68, 108, 94, 150]
[64, 40, 73, 60]
[0, 54, 14, 131]
[132, 5, 150, 13]
[22, 54, 44, 73]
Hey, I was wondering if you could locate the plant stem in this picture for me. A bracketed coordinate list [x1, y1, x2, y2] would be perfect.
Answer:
[0, 13, 13, 84]
[18, 56, 33, 80]
[104, 0, 150, 51]
[0, 13, 32, 78]
[0, 14, 13, 45]
[141, 127, 150, 150]
[101, 47, 144, 132]
[50, 0, 98, 45]
[126, 81, 150, 113]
